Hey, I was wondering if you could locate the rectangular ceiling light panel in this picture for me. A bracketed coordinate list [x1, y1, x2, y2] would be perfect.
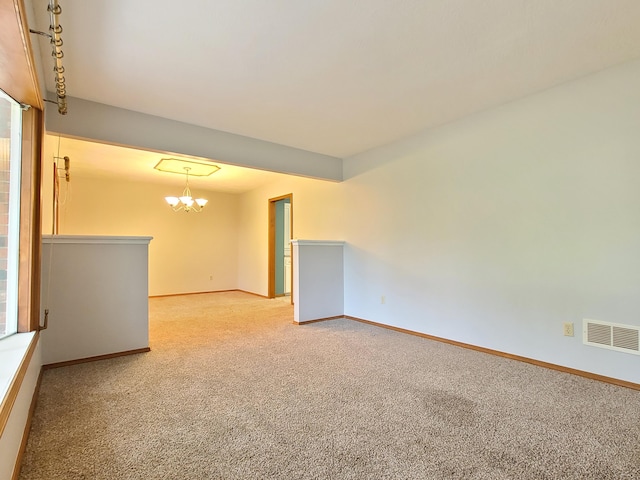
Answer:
[154, 158, 220, 176]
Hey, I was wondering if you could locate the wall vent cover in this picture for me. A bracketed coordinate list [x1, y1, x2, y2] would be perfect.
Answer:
[583, 319, 640, 355]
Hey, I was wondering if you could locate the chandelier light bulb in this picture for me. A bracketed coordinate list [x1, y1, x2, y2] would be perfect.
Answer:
[165, 196, 180, 207]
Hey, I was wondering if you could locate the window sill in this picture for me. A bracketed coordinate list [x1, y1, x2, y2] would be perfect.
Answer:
[0, 331, 37, 436]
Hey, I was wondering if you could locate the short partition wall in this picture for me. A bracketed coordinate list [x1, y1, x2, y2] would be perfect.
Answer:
[40, 235, 153, 365]
[291, 240, 344, 323]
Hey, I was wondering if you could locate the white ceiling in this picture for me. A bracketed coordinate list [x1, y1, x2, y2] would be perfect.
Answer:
[29, 1, 640, 170]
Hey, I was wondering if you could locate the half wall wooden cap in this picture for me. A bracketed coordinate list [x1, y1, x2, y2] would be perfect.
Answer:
[291, 240, 345, 246]
[42, 235, 153, 245]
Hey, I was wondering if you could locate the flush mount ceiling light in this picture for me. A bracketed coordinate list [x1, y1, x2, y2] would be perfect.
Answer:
[154, 158, 220, 177]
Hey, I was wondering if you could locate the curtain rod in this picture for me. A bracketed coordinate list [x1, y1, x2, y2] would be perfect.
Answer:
[30, 0, 67, 115]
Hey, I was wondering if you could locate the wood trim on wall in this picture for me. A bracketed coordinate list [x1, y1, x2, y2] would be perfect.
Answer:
[0, 332, 39, 438]
[344, 315, 640, 391]
[1, 2, 44, 476]
[267, 193, 293, 301]
[294, 315, 343, 325]
[297, 314, 640, 391]
[0, 0, 43, 108]
[1, 0, 45, 333]
[149, 289, 271, 300]
[18, 107, 43, 332]
[11, 366, 42, 480]
[149, 289, 239, 299]
[42, 348, 151, 370]
[267, 199, 276, 298]
[237, 290, 270, 299]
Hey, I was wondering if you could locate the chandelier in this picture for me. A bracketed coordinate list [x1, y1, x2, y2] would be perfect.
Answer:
[165, 167, 208, 213]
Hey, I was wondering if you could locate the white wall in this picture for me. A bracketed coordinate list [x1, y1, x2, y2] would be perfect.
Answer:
[293, 241, 344, 323]
[41, 162, 345, 298]
[45, 97, 343, 181]
[41, 237, 151, 365]
[237, 175, 345, 296]
[343, 58, 640, 383]
[47, 175, 240, 296]
[37, 57, 640, 384]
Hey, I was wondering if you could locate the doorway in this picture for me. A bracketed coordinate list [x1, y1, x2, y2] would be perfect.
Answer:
[268, 194, 293, 302]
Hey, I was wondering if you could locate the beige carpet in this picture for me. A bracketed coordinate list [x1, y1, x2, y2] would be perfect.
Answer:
[19, 291, 640, 479]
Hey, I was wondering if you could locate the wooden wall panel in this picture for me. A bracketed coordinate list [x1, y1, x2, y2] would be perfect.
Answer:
[18, 108, 43, 332]
[0, 0, 42, 108]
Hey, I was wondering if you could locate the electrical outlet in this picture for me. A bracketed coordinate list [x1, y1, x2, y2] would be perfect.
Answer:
[563, 322, 574, 337]
[381, 295, 386, 304]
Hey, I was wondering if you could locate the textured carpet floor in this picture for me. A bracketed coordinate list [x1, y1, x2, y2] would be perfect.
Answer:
[19, 291, 640, 479]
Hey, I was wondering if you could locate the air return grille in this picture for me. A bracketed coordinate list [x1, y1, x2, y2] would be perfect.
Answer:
[583, 319, 640, 355]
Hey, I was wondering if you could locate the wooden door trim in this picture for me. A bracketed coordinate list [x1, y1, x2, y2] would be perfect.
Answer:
[268, 194, 293, 302]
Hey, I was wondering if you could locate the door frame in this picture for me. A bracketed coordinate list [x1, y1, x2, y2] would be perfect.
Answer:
[268, 193, 293, 302]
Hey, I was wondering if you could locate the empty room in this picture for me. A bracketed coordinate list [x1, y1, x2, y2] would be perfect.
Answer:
[1, 1, 639, 479]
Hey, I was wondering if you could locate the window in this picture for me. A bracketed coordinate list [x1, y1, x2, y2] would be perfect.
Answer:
[0, 89, 22, 339]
